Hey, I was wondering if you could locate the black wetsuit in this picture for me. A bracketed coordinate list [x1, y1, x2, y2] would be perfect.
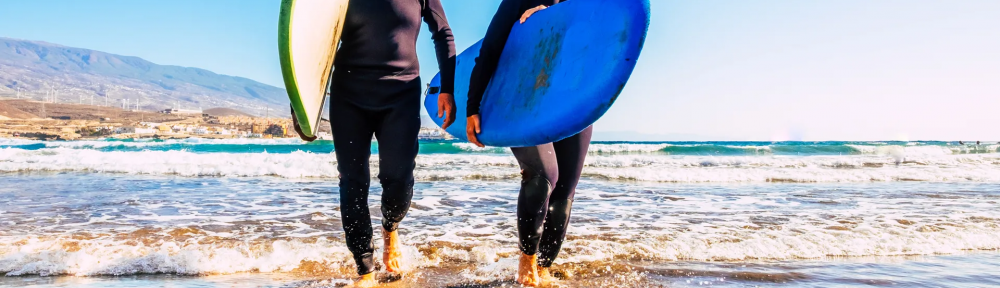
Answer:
[331, 0, 455, 275]
[468, 0, 589, 268]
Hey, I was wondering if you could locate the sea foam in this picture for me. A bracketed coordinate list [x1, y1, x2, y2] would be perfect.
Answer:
[2, 147, 999, 183]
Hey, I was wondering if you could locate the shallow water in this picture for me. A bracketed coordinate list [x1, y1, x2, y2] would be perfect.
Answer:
[4, 254, 1000, 287]
[2, 173, 999, 287]
[1, 139, 999, 286]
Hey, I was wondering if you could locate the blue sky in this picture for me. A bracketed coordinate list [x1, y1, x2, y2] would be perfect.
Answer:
[2, 0, 998, 140]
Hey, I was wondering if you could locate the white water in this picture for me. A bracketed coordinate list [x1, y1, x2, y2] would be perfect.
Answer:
[2, 174, 999, 277]
[2, 147, 1000, 182]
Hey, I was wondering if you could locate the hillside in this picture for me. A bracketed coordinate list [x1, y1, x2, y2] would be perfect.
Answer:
[0, 37, 288, 116]
[0, 101, 37, 119]
[204, 107, 253, 117]
[1, 99, 186, 122]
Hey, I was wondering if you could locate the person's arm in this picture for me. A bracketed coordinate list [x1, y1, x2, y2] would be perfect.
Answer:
[466, 0, 524, 147]
[467, 0, 523, 118]
[423, 0, 457, 128]
[423, 0, 456, 94]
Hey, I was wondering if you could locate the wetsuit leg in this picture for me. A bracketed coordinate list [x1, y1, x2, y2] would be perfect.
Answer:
[538, 126, 593, 267]
[330, 96, 379, 275]
[511, 144, 559, 256]
[373, 80, 422, 232]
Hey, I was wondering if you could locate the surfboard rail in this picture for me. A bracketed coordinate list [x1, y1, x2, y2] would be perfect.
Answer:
[278, 0, 348, 138]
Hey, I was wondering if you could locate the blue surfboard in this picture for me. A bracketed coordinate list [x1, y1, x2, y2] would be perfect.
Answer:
[425, 0, 649, 147]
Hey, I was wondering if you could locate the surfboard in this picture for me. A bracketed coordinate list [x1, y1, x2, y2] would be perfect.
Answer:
[278, 0, 349, 138]
[424, 0, 650, 147]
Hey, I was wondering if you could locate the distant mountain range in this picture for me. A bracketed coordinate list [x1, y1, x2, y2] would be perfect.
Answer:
[0, 37, 287, 116]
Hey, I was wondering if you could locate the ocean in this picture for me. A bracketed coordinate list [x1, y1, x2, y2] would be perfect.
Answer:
[1, 138, 998, 287]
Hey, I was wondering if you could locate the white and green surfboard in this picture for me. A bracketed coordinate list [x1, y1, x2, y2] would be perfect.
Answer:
[278, 0, 349, 138]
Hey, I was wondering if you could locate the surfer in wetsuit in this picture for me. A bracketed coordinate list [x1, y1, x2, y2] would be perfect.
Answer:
[465, 0, 591, 286]
[291, 0, 456, 286]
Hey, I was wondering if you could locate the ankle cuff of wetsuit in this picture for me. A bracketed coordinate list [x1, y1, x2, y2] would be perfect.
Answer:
[382, 221, 400, 232]
[355, 252, 376, 275]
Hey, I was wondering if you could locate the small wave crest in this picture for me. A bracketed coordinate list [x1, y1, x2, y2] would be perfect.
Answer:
[0, 235, 355, 276]
[3, 148, 1000, 182]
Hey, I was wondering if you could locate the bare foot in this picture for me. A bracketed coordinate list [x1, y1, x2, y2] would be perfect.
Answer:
[348, 272, 378, 288]
[517, 253, 540, 286]
[537, 266, 558, 284]
[382, 228, 404, 273]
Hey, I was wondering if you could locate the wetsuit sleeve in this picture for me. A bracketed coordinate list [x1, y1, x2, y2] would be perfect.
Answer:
[422, 0, 457, 94]
[467, 0, 523, 117]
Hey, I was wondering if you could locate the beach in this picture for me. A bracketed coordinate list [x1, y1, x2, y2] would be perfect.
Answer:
[1, 139, 999, 287]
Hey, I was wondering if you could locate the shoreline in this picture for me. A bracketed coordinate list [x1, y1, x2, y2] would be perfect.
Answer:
[0, 99, 304, 141]
[1, 100, 450, 141]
